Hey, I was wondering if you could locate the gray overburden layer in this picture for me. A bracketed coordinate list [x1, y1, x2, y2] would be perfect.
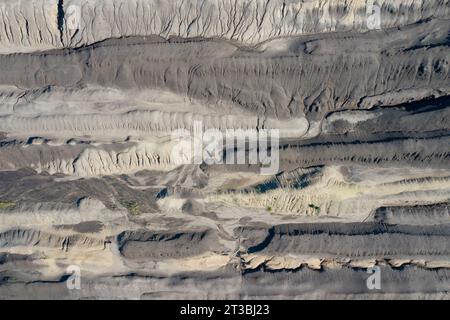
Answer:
[0, 0, 449, 299]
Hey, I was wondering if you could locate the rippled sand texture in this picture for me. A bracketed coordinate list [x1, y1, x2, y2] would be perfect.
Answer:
[0, 0, 449, 299]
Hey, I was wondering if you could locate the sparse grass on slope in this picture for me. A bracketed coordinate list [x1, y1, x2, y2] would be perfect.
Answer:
[119, 200, 141, 216]
[0, 200, 16, 210]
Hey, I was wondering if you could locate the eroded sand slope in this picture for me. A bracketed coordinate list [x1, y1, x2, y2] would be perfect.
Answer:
[0, 0, 449, 299]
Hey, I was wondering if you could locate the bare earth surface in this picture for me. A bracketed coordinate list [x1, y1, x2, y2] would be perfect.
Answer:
[0, 0, 449, 299]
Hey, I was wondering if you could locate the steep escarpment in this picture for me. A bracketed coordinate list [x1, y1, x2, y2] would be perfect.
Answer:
[0, 228, 105, 250]
[0, 0, 449, 300]
[374, 203, 450, 225]
[117, 229, 223, 259]
[237, 223, 450, 257]
[0, 0, 449, 53]
[0, 19, 448, 123]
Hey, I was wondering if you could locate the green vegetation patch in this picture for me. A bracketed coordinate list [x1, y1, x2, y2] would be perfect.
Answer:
[0, 200, 16, 210]
[119, 200, 141, 216]
[308, 203, 321, 214]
